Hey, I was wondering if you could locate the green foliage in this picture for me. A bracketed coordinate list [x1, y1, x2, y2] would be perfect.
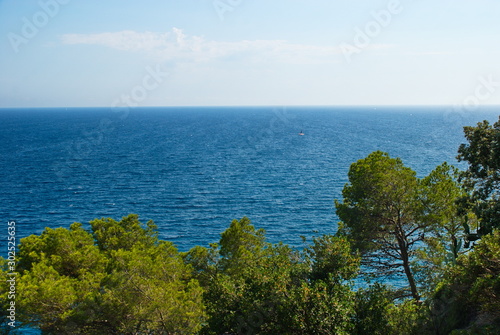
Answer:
[4, 114, 500, 333]
[17, 222, 107, 277]
[353, 284, 429, 335]
[218, 217, 267, 274]
[457, 117, 500, 236]
[272, 235, 360, 334]
[335, 150, 421, 250]
[89, 214, 158, 251]
[3, 212, 497, 334]
[281, 279, 355, 335]
[428, 229, 500, 333]
[13, 222, 107, 332]
[195, 217, 359, 334]
[352, 283, 393, 335]
[335, 151, 423, 300]
[386, 299, 427, 335]
[17, 261, 94, 332]
[182, 243, 219, 287]
[198, 218, 304, 334]
[99, 244, 205, 334]
[8, 214, 205, 334]
[416, 162, 470, 294]
[306, 234, 360, 282]
[335, 151, 480, 302]
[420, 163, 465, 246]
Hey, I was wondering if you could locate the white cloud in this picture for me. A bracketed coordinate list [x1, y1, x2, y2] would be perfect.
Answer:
[60, 28, 351, 65]
[61, 30, 173, 51]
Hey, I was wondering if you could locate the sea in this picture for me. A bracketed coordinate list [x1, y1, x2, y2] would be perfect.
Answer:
[1, 105, 498, 334]
[1, 106, 499, 252]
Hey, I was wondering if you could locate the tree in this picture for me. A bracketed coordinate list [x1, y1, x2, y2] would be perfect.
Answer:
[305, 234, 360, 282]
[188, 217, 359, 334]
[89, 214, 158, 252]
[191, 217, 302, 334]
[335, 151, 424, 300]
[415, 163, 471, 292]
[218, 216, 267, 275]
[457, 117, 500, 237]
[420, 163, 468, 258]
[428, 230, 500, 334]
[352, 283, 396, 335]
[17, 222, 107, 277]
[386, 299, 427, 335]
[280, 279, 355, 335]
[15, 222, 107, 333]
[279, 235, 359, 335]
[99, 242, 205, 334]
[11, 215, 205, 334]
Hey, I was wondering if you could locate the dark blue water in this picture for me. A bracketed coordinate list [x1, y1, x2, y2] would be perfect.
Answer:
[1, 106, 498, 253]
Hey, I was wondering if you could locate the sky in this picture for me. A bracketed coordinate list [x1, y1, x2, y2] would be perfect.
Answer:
[1, 0, 500, 107]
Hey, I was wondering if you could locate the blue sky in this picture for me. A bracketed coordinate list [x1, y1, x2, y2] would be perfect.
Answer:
[1, 0, 499, 107]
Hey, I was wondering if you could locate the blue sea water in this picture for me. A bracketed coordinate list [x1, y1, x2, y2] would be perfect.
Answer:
[1, 106, 499, 254]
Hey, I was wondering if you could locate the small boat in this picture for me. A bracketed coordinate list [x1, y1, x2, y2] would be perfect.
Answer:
[298, 130, 304, 136]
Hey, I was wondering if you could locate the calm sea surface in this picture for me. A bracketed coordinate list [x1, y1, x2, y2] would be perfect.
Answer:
[1, 106, 498, 252]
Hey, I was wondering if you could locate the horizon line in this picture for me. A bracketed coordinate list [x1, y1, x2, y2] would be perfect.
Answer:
[1, 104, 500, 110]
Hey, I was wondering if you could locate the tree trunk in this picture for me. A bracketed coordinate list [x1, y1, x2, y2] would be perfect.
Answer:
[397, 234, 420, 301]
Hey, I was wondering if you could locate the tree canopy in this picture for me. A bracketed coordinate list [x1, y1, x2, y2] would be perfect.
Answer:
[335, 151, 424, 300]
[9, 215, 205, 334]
[185, 217, 361, 334]
[458, 117, 500, 237]
[335, 152, 473, 301]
